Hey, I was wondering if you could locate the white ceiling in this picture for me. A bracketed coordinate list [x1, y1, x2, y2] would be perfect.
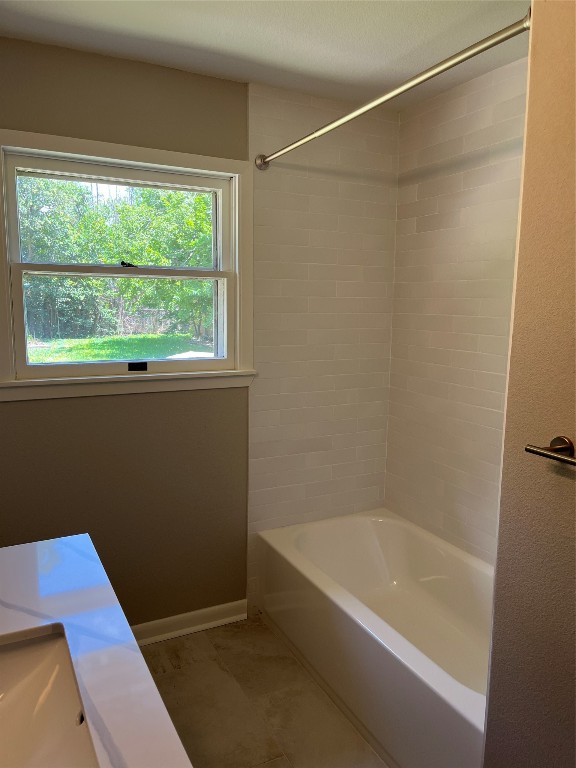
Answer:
[0, 1, 530, 104]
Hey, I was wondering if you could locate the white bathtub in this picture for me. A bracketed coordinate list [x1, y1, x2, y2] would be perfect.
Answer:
[256, 509, 493, 768]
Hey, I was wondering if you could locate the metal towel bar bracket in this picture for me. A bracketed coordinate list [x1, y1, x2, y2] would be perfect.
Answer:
[525, 436, 576, 466]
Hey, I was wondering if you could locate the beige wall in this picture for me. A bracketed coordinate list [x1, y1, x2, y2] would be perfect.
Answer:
[484, 1, 575, 765]
[387, 59, 527, 563]
[0, 37, 248, 159]
[0, 37, 249, 625]
[0, 389, 248, 625]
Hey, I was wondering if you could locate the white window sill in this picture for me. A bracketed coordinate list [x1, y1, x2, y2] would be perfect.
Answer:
[0, 369, 256, 401]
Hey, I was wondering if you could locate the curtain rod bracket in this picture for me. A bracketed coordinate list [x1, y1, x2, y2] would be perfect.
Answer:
[255, 154, 270, 171]
[523, 7, 531, 30]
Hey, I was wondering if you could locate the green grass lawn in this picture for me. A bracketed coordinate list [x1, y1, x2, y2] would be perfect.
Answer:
[27, 333, 213, 364]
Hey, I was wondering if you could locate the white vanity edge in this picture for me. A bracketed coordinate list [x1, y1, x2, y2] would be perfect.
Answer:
[0, 533, 192, 768]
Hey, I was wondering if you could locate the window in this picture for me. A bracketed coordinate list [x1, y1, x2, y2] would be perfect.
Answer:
[0, 134, 253, 396]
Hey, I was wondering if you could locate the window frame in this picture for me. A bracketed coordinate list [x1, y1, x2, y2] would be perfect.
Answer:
[0, 130, 254, 400]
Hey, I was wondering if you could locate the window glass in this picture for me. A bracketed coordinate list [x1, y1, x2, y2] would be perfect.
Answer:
[22, 273, 217, 364]
[16, 174, 216, 269]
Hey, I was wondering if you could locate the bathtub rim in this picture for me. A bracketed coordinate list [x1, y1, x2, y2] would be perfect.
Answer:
[257, 507, 492, 734]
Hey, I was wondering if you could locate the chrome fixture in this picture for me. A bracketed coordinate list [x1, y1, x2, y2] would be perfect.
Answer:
[525, 436, 576, 466]
[255, 9, 531, 170]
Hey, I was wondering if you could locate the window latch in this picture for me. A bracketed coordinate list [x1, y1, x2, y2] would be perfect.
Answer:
[120, 260, 138, 268]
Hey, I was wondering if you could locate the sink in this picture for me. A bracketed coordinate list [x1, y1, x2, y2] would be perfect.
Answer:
[0, 624, 99, 768]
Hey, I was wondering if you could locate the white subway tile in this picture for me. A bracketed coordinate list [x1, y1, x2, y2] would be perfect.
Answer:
[250, 453, 308, 478]
[463, 156, 522, 189]
[249, 62, 524, 569]
[416, 211, 461, 232]
[474, 371, 508, 393]
[339, 214, 393, 235]
[491, 57, 528, 83]
[249, 484, 306, 508]
[477, 335, 509, 356]
[306, 447, 357, 467]
[364, 201, 397, 220]
[304, 390, 357, 407]
[254, 296, 309, 315]
[437, 178, 520, 212]
[309, 195, 365, 216]
[255, 345, 335, 364]
[250, 410, 282, 429]
[386, 59, 525, 560]
[336, 281, 390, 298]
[304, 476, 357, 499]
[338, 248, 393, 266]
[281, 279, 336, 298]
[309, 228, 363, 250]
[363, 264, 395, 282]
[398, 197, 438, 219]
[280, 375, 335, 393]
[254, 188, 310, 212]
[453, 315, 510, 337]
[255, 262, 309, 280]
[251, 465, 333, 493]
[463, 114, 526, 152]
[397, 218, 416, 235]
[255, 225, 310, 246]
[254, 278, 282, 297]
[492, 93, 527, 123]
[417, 136, 464, 167]
[362, 232, 396, 251]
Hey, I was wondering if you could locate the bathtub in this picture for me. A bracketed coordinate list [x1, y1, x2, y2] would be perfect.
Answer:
[256, 509, 493, 768]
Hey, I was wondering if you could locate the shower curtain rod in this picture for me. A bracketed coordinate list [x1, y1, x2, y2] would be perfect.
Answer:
[255, 9, 531, 170]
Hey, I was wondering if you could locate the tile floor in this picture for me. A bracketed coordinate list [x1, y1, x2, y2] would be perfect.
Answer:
[142, 617, 389, 768]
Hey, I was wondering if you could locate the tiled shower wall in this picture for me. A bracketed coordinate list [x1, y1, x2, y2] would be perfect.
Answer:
[385, 58, 528, 562]
[248, 57, 527, 597]
[248, 84, 398, 597]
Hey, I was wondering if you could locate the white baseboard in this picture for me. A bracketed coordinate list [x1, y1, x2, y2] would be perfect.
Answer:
[132, 599, 247, 646]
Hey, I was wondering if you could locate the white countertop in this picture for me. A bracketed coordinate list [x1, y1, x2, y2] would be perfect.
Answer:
[0, 534, 192, 768]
